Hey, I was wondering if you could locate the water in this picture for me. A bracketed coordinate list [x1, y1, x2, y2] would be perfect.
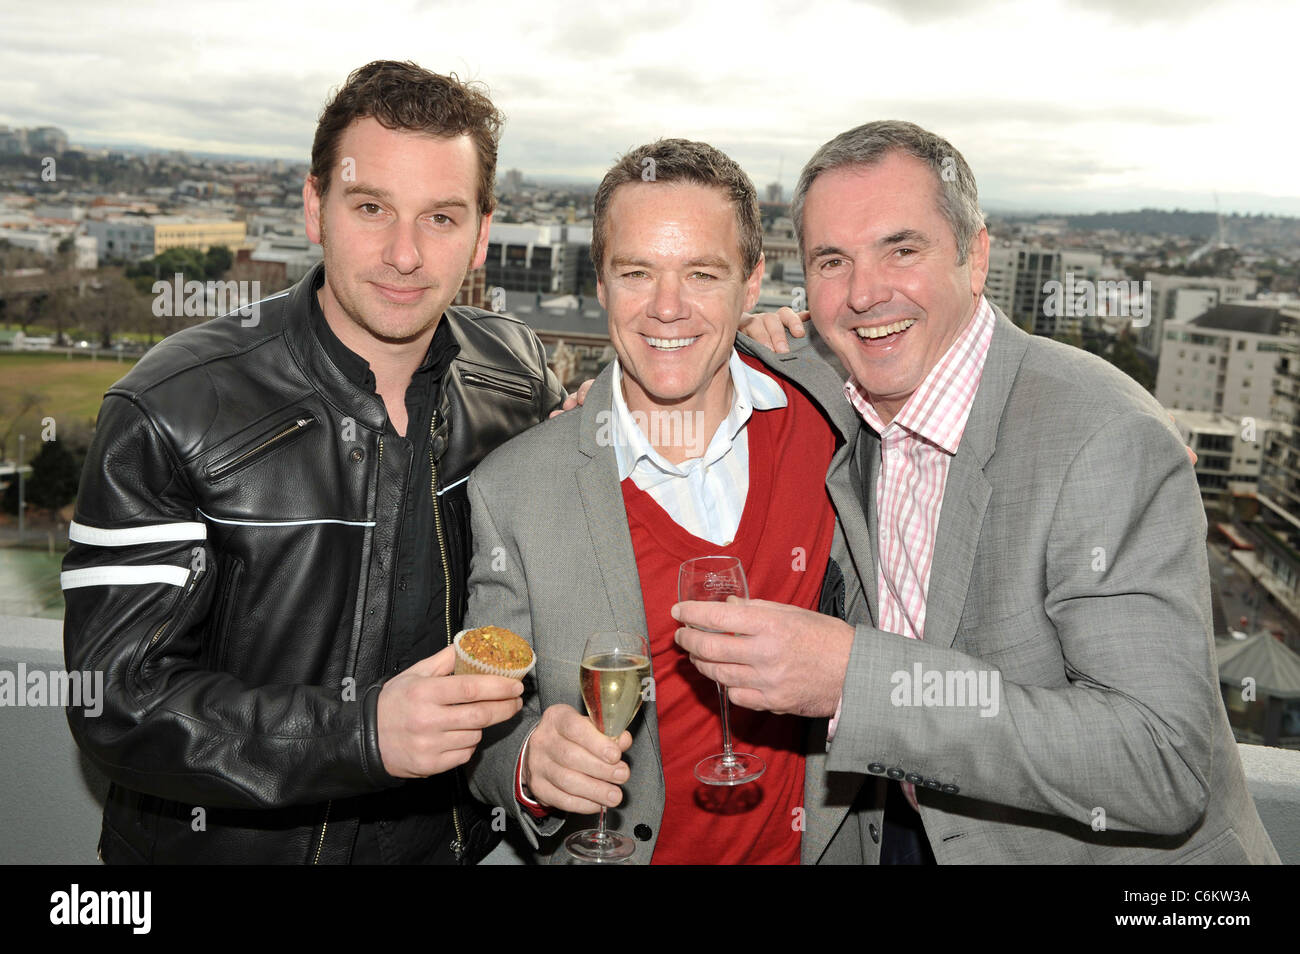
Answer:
[0, 547, 65, 619]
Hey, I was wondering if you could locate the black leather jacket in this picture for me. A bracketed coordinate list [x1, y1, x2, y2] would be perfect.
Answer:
[62, 263, 564, 863]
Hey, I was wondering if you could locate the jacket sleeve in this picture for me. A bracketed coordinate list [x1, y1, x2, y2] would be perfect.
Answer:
[828, 410, 1215, 836]
[62, 394, 399, 810]
[462, 472, 564, 847]
[533, 329, 567, 418]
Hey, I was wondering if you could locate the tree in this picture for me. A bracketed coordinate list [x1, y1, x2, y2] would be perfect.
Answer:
[78, 273, 147, 348]
[1108, 337, 1155, 393]
[204, 245, 233, 278]
[24, 438, 81, 512]
[0, 392, 43, 463]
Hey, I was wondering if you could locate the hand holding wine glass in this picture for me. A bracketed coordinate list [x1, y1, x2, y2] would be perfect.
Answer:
[563, 630, 652, 862]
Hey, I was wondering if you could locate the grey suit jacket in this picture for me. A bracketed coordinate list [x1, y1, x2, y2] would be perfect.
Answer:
[464, 345, 871, 864]
[767, 306, 1278, 864]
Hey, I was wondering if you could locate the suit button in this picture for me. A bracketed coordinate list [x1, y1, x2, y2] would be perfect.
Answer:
[924, 778, 942, 790]
[867, 763, 885, 774]
[868, 823, 880, 844]
[886, 767, 905, 780]
[349, 448, 365, 462]
[633, 824, 652, 841]
[941, 784, 959, 795]
[905, 773, 924, 785]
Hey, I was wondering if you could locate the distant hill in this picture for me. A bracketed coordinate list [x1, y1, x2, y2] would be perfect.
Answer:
[1000, 208, 1300, 247]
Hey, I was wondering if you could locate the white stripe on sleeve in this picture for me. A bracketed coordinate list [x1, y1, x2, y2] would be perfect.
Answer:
[61, 565, 191, 589]
[69, 520, 207, 547]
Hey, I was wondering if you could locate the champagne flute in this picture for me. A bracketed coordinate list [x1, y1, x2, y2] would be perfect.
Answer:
[563, 630, 652, 862]
[678, 556, 765, 786]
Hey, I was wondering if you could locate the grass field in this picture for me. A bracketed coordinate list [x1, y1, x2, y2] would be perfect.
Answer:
[0, 352, 138, 453]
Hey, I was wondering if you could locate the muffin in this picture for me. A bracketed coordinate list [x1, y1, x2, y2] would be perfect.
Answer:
[453, 625, 536, 679]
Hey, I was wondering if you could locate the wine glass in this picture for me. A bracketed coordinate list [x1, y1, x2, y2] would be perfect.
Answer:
[678, 556, 765, 786]
[563, 630, 652, 863]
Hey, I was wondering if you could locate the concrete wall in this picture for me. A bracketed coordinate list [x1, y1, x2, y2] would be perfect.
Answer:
[4, 614, 1299, 864]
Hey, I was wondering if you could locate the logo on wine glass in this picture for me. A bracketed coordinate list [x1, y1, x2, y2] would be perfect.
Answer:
[703, 572, 740, 596]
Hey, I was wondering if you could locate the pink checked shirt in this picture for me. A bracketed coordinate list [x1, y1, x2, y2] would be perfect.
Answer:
[845, 296, 996, 809]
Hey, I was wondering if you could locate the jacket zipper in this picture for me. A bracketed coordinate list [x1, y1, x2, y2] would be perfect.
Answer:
[316, 429, 379, 865]
[148, 559, 206, 649]
[208, 416, 314, 480]
[313, 799, 331, 863]
[461, 369, 532, 401]
[316, 424, 462, 863]
[429, 410, 465, 859]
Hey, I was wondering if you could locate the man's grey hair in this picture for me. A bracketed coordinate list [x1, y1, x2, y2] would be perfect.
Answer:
[790, 120, 985, 265]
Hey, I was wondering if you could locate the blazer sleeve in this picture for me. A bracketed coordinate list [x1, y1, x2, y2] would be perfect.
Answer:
[828, 409, 1215, 836]
[463, 472, 564, 846]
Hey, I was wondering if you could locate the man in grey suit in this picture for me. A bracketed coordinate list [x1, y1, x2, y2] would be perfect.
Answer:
[674, 120, 1279, 863]
[464, 139, 870, 863]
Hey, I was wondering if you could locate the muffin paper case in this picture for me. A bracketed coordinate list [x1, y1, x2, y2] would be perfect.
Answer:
[453, 627, 537, 679]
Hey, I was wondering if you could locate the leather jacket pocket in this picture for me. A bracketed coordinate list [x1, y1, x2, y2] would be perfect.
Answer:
[206, 554, 244, 672]
[459, 367, 534, 402]
[206, 412, 316, 482]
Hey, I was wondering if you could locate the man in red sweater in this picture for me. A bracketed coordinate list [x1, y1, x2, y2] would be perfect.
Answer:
[464, 139, 872, 863]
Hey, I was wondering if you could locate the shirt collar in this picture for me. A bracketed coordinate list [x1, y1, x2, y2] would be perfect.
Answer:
[846, 296, 996, 455]
[612, 348, 787, 480]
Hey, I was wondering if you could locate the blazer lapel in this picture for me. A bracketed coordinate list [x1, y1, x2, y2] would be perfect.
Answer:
[921, 308, 1028, 649]
[741, 340, 875, 864]
[749, 342, 879, 617]
[575, 366, 660, 762]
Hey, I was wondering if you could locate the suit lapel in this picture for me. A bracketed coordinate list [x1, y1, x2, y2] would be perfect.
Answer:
[740, 340, 872, 863]
[750, 342, 878, 617]
[854, 427, 880, 622]
[921, 455, 992, 649]
[919, 308, 1028, 649]
[575, 366, 661, 763]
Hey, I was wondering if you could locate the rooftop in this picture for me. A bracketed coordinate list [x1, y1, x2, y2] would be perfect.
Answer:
[1189, 304, 1296, 337]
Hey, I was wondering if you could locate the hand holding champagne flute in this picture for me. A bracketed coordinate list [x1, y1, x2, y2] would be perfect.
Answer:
[563, 630, 652, 862]
[678, 556, 765, 786]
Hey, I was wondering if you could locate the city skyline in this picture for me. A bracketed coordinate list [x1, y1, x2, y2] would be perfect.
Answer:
[2, 0, 1298, 216]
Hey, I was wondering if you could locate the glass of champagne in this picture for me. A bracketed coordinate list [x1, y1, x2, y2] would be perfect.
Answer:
[678, 556, 765, 786]
[563, 630, 652, 863]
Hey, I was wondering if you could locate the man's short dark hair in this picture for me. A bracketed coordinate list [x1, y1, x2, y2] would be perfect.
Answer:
[590, 139, 763, 276]
[310, 60, 503, 216]
[790, 120, 985, 265]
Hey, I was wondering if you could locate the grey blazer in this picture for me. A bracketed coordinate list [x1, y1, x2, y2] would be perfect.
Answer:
[766, 306, 1278, 864]
[464, 345, 871, 864]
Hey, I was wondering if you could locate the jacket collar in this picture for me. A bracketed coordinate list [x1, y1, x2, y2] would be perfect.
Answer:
[282, 263, 388, 433]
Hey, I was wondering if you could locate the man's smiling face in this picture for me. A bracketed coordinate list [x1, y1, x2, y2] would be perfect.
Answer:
[802, 151, 989, 423]
[597, 180, 762, 416]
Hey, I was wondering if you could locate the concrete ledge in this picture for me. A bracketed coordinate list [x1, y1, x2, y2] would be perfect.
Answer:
[4, 615, 1298, 863]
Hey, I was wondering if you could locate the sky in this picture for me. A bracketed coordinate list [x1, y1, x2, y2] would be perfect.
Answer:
[2, 0, 1298, 215]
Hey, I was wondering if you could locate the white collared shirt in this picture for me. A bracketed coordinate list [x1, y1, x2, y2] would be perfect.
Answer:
[610, 350, 787, 545]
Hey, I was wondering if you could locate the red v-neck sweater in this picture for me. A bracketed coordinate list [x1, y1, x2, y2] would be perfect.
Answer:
[621, 355, 837, 864]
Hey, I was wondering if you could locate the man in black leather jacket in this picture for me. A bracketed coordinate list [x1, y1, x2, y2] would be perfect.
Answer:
[61, 61, 565, 864]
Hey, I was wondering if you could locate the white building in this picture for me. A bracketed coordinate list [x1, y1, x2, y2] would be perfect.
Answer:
[485, 223, 593, 295]
[1137, 273, 1259, 357]
[1155, 303, 1299, 423]
[1171, 409, 1287, 512]
[984, 243, 1105, 337]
